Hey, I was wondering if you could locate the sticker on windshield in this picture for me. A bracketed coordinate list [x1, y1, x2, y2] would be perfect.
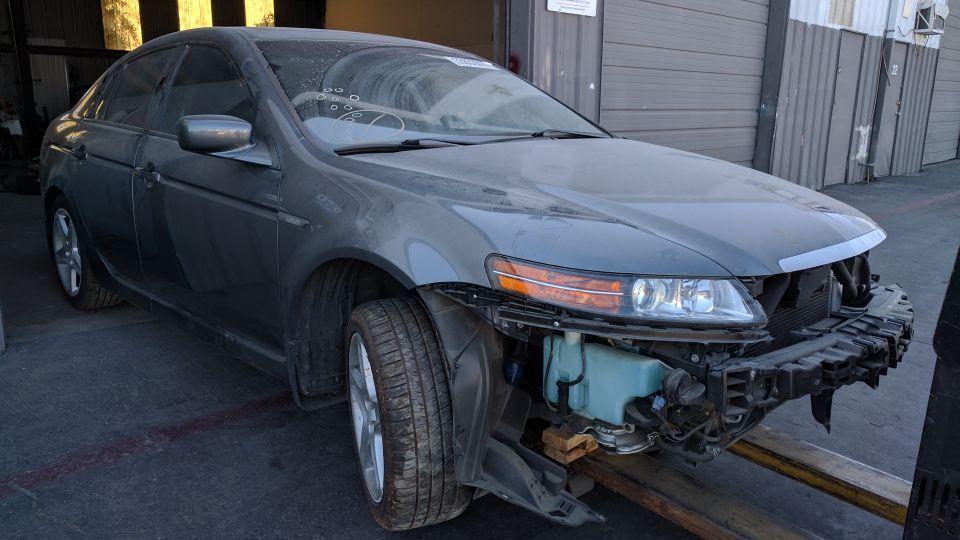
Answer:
[330, 110, 406, 144]
[443, 56, 499, 70]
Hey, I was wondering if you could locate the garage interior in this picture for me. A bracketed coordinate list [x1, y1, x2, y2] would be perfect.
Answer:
[0, 0, 958, 538]
[324, 0, 505, 64]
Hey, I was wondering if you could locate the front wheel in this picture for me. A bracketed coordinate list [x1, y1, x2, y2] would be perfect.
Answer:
[346, 298, 471, 530]
[47, 195, 122, 310]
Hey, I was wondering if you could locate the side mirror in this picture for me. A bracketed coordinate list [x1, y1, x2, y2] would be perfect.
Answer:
[176, 114, 253, 155]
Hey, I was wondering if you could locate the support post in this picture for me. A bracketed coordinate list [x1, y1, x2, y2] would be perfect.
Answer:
[6, 0, 40, 148]
[0, 298, 6, 354]
[753, 0, 791, 173]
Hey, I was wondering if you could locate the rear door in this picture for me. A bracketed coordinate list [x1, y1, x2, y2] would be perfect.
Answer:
[70, 47, 179, 283]
[133, 44, 283, 350]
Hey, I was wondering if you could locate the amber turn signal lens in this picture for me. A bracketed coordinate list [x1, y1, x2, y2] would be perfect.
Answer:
[489, 258, 624, 310]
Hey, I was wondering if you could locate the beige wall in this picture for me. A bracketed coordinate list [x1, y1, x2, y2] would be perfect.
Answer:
[325, 0, 497, 60]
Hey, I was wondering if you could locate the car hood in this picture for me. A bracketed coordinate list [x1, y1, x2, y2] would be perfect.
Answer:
[349, 138, 883, 277]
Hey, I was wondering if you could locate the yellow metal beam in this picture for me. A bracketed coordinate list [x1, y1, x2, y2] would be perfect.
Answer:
[729, 425, 912, 525]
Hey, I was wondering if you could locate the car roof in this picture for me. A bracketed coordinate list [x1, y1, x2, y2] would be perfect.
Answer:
[137, 26, 467, 57]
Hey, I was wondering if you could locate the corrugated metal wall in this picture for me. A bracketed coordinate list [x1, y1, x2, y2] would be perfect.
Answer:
[29, 38, 71, 120]
[510, 0, 603, 121]
[212, 0, 246, 26]
[850, 35, 883, 183]
[923, 0, 960, 165]
[5, 0, 116, 107]
[598, 0, 769, 166]
[139, 0, 179, 42]
[769, 22, 840, 189]
[891, 45, 939, 175]
[771, 6, 887, 189]
[23, 0, 107, 48]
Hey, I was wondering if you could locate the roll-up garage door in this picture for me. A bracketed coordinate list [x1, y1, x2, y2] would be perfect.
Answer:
[923, 0, 960, 165]
[600, 0, 769, 166]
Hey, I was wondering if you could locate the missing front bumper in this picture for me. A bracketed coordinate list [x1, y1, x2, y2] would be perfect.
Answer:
[708, 283, 914, 431]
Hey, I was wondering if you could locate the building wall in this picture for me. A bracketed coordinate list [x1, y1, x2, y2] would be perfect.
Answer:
[598, 0, 769, 167]
[923, 0, 960, 164]
[770, 24, 885, 189]
[769, 0, 890, 189]
[769, 0, 950, 188]
[325, 0, 497, 60]
[509, 0, 603, 122]
[771, 21, 843, 189]
[878, 0, 949, 175]
[892, 44, 940, 174]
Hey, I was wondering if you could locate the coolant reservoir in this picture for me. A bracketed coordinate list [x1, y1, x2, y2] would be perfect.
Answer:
[544, 334, 666, 425]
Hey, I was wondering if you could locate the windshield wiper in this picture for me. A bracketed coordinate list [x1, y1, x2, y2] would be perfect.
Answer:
[473, 129, 608, 145]
[335, 138, 472, 156]
[529, 129, 607, 139]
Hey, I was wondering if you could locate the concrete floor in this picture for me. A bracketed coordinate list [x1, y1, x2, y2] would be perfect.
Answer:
[1, 162, 958, 539]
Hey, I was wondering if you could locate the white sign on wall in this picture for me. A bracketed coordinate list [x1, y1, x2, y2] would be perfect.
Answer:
[547, 0, 597, 17]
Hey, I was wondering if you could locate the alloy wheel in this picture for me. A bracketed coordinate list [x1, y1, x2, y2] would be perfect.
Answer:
[348, 332, 385, 502]
[51, 208, 81, 296]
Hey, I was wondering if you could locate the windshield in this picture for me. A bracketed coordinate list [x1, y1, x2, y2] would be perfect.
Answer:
[257, 40, 606, 147]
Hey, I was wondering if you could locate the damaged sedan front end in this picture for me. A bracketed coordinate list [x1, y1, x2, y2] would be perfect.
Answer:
[422, 248, 912, 524]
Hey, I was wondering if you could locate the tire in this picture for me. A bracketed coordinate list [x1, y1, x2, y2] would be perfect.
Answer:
[346, 298, 471, 530]
[47, 195, 122, 310]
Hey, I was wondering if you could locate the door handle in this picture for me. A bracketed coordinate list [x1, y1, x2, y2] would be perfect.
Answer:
[134, 166, 161, 188]
[69, 144, 87, 161]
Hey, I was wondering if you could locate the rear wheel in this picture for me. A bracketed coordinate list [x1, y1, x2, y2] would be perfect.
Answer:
[48, 196, 122, 310]
[346, 298, 471, 530]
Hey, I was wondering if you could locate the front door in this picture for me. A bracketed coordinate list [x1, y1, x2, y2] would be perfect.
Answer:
[133, 44, 283, 350]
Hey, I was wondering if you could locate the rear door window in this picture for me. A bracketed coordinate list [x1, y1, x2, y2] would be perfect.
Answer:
[84, 72, 119, 121]
[102, 48, 178, 128]
[158, 45, 257, 134]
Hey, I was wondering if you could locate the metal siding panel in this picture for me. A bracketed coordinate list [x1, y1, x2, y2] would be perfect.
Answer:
[528, 0, 603, 121]
[29, 38, 71, 120]
[770, 21, 841, 189]
[212, 0, 246, 26]
[848, 34, 883, 183]
[892, 45, 939, 174]
[600, 0, 768, 165]
[24, 0, 106, 48]
[140, 0, 180, 41]
[923, 0, 960, 165]
[824, 31, 864, 186]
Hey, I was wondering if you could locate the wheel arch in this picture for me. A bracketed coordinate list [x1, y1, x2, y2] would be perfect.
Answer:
[43, 185, 65, 218]
[284, 255, 417, 409]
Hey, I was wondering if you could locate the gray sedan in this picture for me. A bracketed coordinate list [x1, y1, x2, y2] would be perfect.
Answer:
[40, 27, 913, 530]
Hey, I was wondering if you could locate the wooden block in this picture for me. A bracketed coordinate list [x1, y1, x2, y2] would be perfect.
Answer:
[542, 426, 599, 464]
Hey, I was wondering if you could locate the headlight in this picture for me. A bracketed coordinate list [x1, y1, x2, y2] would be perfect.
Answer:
[486, 256, 767, 326]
